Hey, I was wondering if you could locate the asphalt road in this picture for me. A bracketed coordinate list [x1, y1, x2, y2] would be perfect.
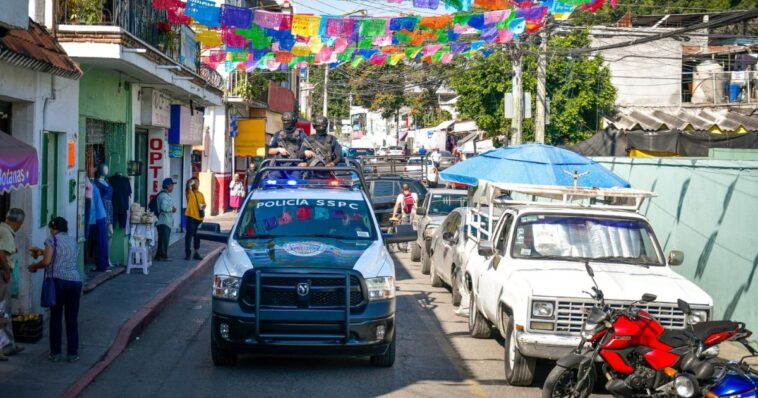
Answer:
[81, 249, 559, 398]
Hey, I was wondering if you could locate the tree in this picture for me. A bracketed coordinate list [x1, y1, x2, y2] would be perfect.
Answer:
[350, 65, 409, 121]
[310, 64, 350, 122]
[449, 30, 616, 145]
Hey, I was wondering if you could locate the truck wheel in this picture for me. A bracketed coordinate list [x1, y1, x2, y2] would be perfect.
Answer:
[211, 338, 237, 367]
[411, 243, 421, 262]
[451, 267, 462, 307]
[421, 249, 431, 275]
[370, 333, 396, 367]
[502, 312, 536, 386]
[542, 363, 595, 398]
[430, 259, 444, 287]
[468, 294, 491, 339]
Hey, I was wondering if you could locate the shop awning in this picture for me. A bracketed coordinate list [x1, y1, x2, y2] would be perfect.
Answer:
[0, 131, 39, 193]
[235, 119, 266, 157]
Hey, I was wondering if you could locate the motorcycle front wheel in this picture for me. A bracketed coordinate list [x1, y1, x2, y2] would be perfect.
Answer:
[542, 363, 595, 398]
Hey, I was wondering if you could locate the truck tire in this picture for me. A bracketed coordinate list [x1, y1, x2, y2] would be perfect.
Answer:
[370, 333, 396, 367]
[451, 266, 462, 306]
[430, 259, 444, 287]
[211, 338, 237, 367]
[421, 248, 431, 275]
[502, 312, 536, 386]
[411, 242, 421, 262]
[542, 363, 595, 398]
[468, 294, 491, 339]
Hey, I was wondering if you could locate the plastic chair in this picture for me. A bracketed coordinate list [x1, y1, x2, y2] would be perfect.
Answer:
[126, 238, 150, 275]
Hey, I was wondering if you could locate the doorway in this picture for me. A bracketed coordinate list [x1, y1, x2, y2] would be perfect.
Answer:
[134, 129, 148, 208]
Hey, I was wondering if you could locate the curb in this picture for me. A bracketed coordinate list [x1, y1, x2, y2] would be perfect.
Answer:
[61, 245, 225, 398]
[83, 266, 126, 294]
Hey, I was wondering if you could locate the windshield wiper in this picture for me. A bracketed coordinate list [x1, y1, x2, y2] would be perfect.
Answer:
[589, 256, 657, 268]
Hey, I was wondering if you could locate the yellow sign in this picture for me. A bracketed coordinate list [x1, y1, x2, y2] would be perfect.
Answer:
[235, 119, 266, 157]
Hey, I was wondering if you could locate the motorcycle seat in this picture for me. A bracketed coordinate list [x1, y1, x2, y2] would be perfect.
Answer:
[659, 321, 739, 348]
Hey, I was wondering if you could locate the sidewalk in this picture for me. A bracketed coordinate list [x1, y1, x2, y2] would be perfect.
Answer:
[0, 212, 237, 398]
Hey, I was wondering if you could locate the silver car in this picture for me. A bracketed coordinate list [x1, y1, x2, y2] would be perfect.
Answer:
[411, 189, 468, 275]
[428, 208, 468, 306]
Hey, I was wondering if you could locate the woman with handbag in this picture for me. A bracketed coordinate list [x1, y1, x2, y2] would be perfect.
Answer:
[28, 217, 81, 362]
[184, 177, 206, 261]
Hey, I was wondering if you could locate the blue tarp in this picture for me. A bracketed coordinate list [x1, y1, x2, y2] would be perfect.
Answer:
[439, 143, 630, 188]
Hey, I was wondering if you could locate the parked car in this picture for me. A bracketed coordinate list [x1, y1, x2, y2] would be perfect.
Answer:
[438, 150, 456, 170]
[404, 157, 438, 186]
[376, 147, 388, 156]
[202, 164, 416, 368]
[428, 208, 469, 306]
[463, 182, 713, 386]
[387, 146, 404, 156]
[411, 189, 468, 273]
[366, 176, 427, 230]
[346, 147, 375, 159]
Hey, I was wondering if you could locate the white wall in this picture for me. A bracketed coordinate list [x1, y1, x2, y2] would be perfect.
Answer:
[0, 61, 80, 313]
[591, 27, 683, 107]
[204, 105, 228, 173]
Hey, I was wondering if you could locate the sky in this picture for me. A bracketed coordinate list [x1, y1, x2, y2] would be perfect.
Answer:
[289, 0, 445, 17]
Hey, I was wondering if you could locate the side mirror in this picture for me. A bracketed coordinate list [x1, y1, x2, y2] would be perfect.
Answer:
[478, 241, 495, 257]
[677, 298, 691, 315]
[198, 222, 221, 233]
[641, 293, 657, 303]
[442, 231, 454, 242]
[668, 250, 684, 266]
[384, 224, 418, 244]
[416, 207, 427, 216]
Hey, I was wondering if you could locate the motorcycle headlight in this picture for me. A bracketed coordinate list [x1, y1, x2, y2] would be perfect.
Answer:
[366, 276, 396, 301]
[531, 301, 555, 319]
[687, 310, 708, 325]
[581, 321, 602, 340]
[674, 375, 696, 398]
[213, 275, 241, 300]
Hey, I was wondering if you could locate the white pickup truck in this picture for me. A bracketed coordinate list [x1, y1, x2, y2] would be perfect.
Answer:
[462, 183, 713, 386]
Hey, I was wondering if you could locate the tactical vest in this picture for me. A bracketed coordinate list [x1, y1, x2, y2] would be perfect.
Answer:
[304, 134, 336, 166]
[276, 129, 303, 159]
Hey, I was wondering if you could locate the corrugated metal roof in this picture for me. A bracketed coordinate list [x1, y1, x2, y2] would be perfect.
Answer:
[0, 18, 82, 79]
[607, 107, 758, 132]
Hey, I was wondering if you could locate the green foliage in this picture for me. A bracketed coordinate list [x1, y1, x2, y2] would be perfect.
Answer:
[311, 65, 351, 120]
[570, 0, 757, 26]
[351, 65, 409, 120]
[66, 0, 104, 24]
[235, 71, 287, 102]
[449, 30, 616, 145]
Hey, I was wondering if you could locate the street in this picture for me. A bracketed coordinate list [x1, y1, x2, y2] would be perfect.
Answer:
[81, 249, 553, 398]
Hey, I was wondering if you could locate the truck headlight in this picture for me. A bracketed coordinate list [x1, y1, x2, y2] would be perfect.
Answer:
[687, 310, 708, 325]
[213, 275, 241, 300]
[365, 276, 395, 301]
[531, 301, 555, 319]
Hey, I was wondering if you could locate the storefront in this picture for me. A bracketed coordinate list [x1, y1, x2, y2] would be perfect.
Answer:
[170, 104, 204, 225]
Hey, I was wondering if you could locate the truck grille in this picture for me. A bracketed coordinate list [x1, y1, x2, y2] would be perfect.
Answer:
[555, 300, 686, 333]
[239, 271, 365, 311]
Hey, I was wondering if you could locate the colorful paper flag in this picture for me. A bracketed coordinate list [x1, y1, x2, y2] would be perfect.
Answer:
[221, 4, 252, 28]
[185, 0, 221, 28]
[291, 15, 322, 37]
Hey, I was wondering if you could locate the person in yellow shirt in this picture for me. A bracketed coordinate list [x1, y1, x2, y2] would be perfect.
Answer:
[184, 177, 206, 261]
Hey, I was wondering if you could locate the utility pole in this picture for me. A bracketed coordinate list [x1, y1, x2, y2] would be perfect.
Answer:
[323, 66, 329, 117]
[510, 43, 524, 146]
[535, 29, 547, 144]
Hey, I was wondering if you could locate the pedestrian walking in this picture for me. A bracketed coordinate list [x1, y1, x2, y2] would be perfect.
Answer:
[229, 174, 245, 213]
[392, 184, 419, 224]
[243, 162, 257, 194]
[154, 178, 177, 262]
[184, 177, 206, 261]
[431, 148, 442, 170]
[0, 208, 25, 360]
[28, 217, 81, 363]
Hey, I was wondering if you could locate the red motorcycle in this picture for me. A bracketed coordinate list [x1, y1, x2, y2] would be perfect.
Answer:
[543, 262, 745, 398]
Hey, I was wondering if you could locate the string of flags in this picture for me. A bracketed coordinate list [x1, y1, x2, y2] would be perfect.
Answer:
[151, 0, 613, 72]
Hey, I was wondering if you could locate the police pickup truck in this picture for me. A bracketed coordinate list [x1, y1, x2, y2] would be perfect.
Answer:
[462, 182, 713, 386]
[201, 163, 416, 367]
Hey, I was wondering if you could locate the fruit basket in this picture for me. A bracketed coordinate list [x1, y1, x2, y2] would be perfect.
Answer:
[11, 314, 43, 343]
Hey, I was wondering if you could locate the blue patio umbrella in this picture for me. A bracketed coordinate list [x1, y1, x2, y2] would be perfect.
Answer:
[440, 143, 630, 188]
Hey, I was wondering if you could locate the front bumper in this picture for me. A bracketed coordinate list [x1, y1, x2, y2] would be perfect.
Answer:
[516, 331, 581, 360]
[212, 298, 395, 357]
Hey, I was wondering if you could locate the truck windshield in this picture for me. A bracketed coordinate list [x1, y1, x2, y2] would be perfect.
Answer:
[510, 215, 663, 266]
[235, 198, 377, 241]
[428, 194, 468, 215]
